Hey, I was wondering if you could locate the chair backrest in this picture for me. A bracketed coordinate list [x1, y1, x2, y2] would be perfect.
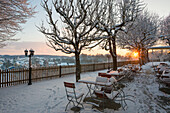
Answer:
[64, 82, 76, 98]
[98, 73, 111, 78]
[64, 82, 75, 88]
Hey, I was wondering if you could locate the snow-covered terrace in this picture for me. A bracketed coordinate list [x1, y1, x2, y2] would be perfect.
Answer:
[0, 62, 169, 113]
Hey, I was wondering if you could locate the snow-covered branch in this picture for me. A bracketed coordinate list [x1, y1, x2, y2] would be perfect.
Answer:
[0, 0, 35, 47]
[117, 10, 160, 56]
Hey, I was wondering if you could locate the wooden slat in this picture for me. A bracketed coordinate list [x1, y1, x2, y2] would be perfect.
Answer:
[36, 67, 38, 82]
[19, 69, 21, 84]
[10, 69, 13, 86]
[23, 68, 25, 83]
[11, 69, 13, 86]
[16, 69, 18, 85]
[0, 70, 1, 88]
[5, 70, 7, 87]
[2, 70, 4, 87]
[64, 82, 75, 88]
[8, 70, 11, 86]
[7, 69, 9, 87]
[12, 69, 14, 86]
[25, 69, 27, 84]
[22, 68, 24, 83]
[45, 67, 47, 78]
[14, 69, 16, 85]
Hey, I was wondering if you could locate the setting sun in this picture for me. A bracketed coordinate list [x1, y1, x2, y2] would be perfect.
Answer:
[133, 52, 139, 58]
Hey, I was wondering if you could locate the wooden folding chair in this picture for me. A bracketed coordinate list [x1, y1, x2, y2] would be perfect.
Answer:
[94, 76, 109, 91]
[93, 90, 108, 111]
[64, 82, 84, 111]
[94, 90, 122, 111]
[94, 77, 119, 104]
[100, 77, 129, 110]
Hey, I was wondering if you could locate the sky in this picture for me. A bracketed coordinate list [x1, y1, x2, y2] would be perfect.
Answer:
[0, 0, 170, 56]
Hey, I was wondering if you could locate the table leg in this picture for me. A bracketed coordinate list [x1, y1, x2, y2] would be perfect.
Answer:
[84, 84, 92, 98]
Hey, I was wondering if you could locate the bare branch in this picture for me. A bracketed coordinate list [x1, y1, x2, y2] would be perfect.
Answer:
[0, 0, 35, 47]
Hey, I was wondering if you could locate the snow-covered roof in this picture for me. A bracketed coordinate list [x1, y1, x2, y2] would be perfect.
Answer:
[148, 46, 170, 50]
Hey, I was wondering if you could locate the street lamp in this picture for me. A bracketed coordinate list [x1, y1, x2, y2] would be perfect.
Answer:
[24, 49, 34, 85]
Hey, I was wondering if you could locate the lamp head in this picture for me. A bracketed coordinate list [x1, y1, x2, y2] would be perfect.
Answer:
[29, 49, 34, 56]
[24, 49, 28, 56]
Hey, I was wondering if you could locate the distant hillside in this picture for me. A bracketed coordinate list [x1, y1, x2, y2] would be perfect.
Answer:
[0, 55, 24, 58]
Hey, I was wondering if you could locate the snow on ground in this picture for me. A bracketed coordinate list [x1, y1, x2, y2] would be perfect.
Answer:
[0, 62, 170, 113]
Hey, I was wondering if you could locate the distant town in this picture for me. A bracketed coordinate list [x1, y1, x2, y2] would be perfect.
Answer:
[1, 50, 169, 70]
[0, 54, 133, 70]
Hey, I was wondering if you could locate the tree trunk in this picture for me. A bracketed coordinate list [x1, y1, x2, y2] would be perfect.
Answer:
[112, 40, 117, 70]
[146, 49, 149, 62]
[75, 52, 81, 82]
[141, 48, 145, 65]
[139, 49, 142, 66]
[109, 36, 117, 71]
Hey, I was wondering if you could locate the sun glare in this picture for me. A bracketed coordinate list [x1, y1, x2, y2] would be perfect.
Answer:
[133, 52, 139, 58]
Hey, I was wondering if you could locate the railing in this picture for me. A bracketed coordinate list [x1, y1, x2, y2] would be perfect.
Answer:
[0, 60, 139, 88]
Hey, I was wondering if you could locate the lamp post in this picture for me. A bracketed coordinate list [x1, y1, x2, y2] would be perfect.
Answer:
[24, 49, 34, 85]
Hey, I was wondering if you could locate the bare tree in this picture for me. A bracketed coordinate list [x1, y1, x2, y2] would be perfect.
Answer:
[0, 0, 35, 48]
[117, 11, 160, 65]
[38, 0, 104, 82]
[95, 0, 144, 70]
[160, 14, 170, 46]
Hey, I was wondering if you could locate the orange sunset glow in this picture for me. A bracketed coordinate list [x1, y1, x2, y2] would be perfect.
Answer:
[132, 51, 139, 58]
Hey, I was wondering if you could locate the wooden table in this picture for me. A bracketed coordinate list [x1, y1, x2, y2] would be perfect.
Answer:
[99, 71, 124, 78]
[78, 77, 112, 98]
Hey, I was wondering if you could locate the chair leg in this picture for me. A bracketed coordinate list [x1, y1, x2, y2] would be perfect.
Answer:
[65, 101, 71, 111]
[72, 101, 75, 106]
[65, 98, 75, 111]
[65, 97, 84, 111]
[80, 103, 84, 108]
[75, 96, 84, 108]
[77, 102, 84, 108]
[78, 100, 84, 109]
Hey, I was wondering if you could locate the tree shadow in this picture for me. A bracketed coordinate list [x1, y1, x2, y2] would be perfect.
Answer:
[84, 97, 121, 112]
[70, 106, 82, 112]
[159, 87, 170, 95]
